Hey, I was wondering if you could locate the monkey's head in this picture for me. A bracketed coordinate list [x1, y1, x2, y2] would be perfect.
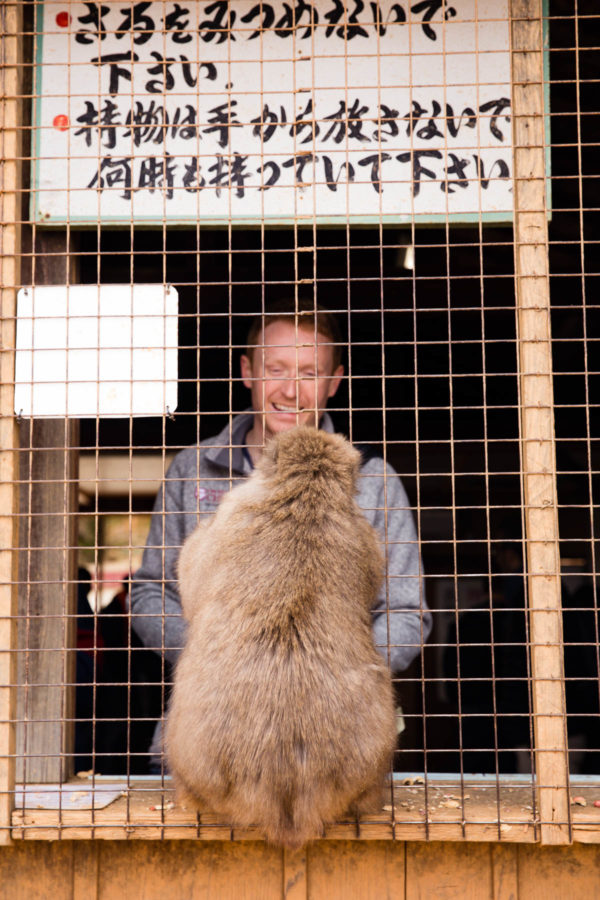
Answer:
[259, 426, 361, 496]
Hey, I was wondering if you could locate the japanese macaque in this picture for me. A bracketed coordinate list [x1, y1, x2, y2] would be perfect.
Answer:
[166, 426, 397, 848]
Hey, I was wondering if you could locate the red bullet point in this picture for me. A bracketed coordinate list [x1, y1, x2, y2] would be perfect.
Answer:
[53, 114, 70, 131]
[56, 12, 71, 27]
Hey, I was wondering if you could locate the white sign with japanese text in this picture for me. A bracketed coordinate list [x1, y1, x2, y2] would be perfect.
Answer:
[33, 0, 520, 225]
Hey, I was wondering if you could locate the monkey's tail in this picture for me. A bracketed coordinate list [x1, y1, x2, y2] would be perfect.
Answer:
[264, 786, 325, 849]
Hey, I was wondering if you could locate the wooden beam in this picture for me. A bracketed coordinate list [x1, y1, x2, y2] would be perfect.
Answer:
[15, 232, 80, 784]
[0, 0, 23, 846]
[510, 0, 570, 845]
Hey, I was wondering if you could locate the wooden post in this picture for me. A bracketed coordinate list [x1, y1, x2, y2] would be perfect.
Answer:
[0, 0, 22, 845]
[511, 0, 571, 844]
[15, 233, 80, 784]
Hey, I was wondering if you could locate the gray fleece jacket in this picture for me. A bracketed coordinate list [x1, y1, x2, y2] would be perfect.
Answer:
[131, 412, 431, 673]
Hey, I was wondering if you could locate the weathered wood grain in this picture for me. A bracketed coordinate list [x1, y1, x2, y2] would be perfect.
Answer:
[510, 0, 570, 845]
[0, 0, 22, 847]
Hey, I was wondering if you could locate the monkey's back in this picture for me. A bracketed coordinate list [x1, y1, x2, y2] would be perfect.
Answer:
[167, 429, 397, 846]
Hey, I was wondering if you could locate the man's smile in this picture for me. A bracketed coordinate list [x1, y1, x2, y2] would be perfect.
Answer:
[272, 403, 303, 412]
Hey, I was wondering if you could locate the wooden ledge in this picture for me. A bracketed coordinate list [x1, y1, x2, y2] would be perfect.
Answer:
[10, 779, 600, 843]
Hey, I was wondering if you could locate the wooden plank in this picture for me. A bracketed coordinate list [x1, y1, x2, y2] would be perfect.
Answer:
[16, 778, 600, 844]
[406, 841, 493, 900]
[510, 0, 570, 845]
[73, 841, 99, 900]
[97, 841, 283, 900]
[22, 816, 600, 845]
[2, 840, 600, 900]
[0, 840, 75, 900]
[15, 231, 79, 783]
[516, 843, 600, 900]
[492, 844, 519, 900]
[283, 847, 307, 900]
[0, 0, 23, 847]
[307, 841, 405, 900]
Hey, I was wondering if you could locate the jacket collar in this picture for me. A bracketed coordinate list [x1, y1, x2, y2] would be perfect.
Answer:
[204, 410, 335, 475]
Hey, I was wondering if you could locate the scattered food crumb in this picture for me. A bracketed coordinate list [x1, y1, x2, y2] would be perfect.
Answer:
[68, 791, 89, 802]
[383, 804, 394, 812]
[500, 824, 512, 833]
[149, 800, 176, 812]
[76, 770, 94, 778]
[440, 799, 461, 809]
[571, 796, 587, 806]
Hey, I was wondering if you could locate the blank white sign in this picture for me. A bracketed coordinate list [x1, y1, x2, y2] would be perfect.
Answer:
[14, 284, 178, 418]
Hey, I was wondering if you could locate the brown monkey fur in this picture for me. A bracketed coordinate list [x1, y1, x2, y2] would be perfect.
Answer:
[167, 425, 397, 848]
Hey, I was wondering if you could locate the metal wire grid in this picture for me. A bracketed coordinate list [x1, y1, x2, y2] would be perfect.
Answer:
[0, 0, 597, 842]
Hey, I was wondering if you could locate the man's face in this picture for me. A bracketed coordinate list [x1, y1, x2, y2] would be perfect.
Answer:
[240, 319, 344, 442]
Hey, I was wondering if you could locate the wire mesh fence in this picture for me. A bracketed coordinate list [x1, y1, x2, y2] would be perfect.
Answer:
[0, 0, 598, 843]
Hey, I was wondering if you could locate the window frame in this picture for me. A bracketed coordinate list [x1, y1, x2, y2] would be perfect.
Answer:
[0, 0, 593, 848]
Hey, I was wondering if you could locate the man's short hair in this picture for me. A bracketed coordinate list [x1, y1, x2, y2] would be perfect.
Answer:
[245, 298, 343, 371]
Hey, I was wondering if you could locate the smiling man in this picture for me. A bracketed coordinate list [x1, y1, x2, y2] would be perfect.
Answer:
[131, 298, 431, 771]
[240, 311, 344, 460]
